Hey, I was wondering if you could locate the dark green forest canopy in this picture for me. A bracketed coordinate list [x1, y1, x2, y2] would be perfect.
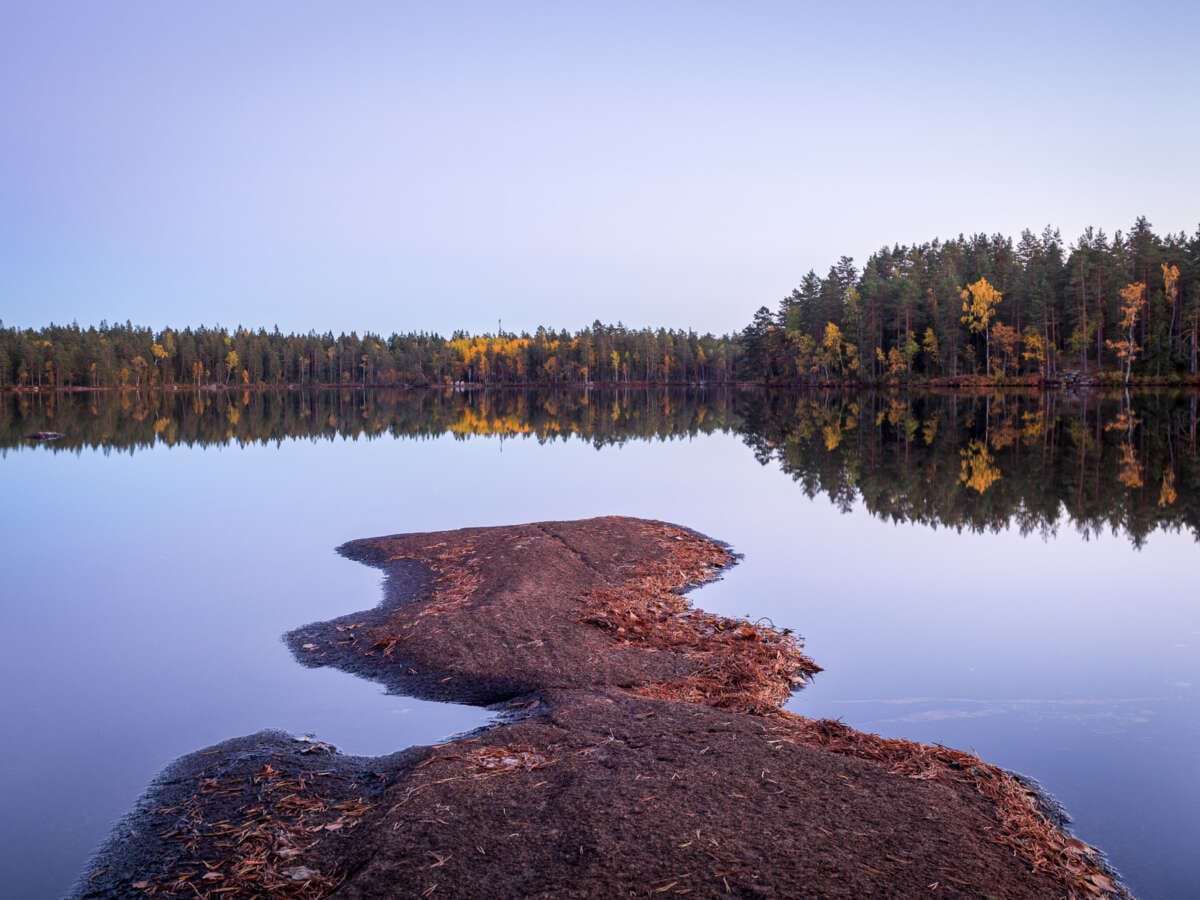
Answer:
[751, 217, 1200, 384]
[3, 217, 1199, 388]
[0, 321, 735, 390]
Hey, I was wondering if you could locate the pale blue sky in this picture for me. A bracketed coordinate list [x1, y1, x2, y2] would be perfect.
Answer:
[2, 1, 1198, 335]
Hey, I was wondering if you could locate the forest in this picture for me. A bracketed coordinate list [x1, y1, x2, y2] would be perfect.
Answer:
[744, 217, 1200, 384]
[0, 321, 733, 390]
[3, 218, 1198, 389]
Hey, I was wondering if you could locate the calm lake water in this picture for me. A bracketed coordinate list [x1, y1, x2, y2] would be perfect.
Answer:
[2, 388, 1197, 898]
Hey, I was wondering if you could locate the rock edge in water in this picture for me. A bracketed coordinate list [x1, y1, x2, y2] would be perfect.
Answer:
[78, 516, 1126, 899]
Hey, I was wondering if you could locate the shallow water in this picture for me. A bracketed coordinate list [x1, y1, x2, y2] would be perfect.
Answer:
[1, 388, 1197, 898]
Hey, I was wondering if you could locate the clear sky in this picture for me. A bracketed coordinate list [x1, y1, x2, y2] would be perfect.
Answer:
[2, 1, 1198, 336]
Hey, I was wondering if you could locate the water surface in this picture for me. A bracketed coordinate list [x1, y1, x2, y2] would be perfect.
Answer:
[2, 388, 1197, 898]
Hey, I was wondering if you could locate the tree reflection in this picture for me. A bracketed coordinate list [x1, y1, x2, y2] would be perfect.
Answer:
[4, 387, 1198, 546]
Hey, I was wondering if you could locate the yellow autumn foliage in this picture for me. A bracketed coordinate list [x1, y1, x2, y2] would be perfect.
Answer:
[959, 440, 1001, 494]
[1117, 444, 1143, 490]
[1158, 469, 1177, 507]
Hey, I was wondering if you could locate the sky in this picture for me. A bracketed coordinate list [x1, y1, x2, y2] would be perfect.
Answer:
[2, 1, 1198, 337]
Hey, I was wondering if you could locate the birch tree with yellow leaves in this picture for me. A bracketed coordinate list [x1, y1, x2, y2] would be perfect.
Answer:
[1105, 282, 1147, 384]
[960, 277, 1002, 376]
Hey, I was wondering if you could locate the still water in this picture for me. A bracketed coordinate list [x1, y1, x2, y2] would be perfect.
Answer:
[1, 388, 1197, 898]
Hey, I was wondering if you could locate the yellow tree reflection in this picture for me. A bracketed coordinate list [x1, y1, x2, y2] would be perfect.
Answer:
[1105, 407, 1143, 490]
[959, 440, 1001, 493]
[1159, 469, 1177, 507]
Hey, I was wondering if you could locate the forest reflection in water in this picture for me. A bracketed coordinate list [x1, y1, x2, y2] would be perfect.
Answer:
[6, 385, 1198, 548]
[5, 385, 1199, 898]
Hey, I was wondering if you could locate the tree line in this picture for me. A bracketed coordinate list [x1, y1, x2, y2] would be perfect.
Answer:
[744, 217, 1200, 384]
[3, 217, 1198, 390]
[0, 321, 734, 390]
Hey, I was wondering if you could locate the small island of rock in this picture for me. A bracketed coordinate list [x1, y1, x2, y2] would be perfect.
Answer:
[79, 517, 1121, 899]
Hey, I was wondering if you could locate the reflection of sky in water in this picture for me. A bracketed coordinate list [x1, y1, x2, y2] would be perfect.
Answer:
[681, 457, 1199, 900]
[1, 431, 1197, 898]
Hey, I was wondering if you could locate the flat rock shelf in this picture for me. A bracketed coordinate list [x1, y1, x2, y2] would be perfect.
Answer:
[78, 517, 1125, 898]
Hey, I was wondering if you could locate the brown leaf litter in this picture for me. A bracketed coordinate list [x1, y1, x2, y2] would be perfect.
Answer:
[80, 517, 1127, 899]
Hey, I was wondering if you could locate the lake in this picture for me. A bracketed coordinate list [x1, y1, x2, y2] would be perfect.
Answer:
[2, 387, 1197, 898]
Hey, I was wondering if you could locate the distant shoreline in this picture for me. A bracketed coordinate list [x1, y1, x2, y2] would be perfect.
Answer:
[9, 373, 1200, 396]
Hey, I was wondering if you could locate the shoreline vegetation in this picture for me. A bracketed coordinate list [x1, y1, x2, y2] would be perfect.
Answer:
[6, 219, 1200, 392]
[9, 366, 1200, 393]
[78, 518, 1124, 898]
